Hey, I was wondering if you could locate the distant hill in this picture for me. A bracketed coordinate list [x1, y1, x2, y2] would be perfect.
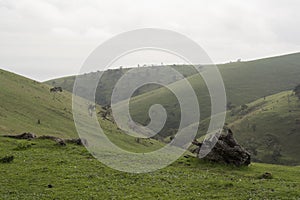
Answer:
[226, 90, 300, 165]
[45, 53, 300, 139]
[45, 65, 199, 106]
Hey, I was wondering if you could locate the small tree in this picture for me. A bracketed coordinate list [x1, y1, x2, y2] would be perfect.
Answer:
[252, 124, 257, 132]
[294, 84, 300, 100]
[271, 144, 282, 163]
[241, 104, 248, 110]
[227, 102, 235, 110]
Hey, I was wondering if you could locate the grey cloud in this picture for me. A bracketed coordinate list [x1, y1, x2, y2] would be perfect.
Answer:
[0, 0, 299, 81]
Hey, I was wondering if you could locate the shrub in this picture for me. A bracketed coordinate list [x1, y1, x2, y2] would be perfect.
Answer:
[294, 84, 300, 99]
[0, 155, 14, 163]
[241, 104, 248, 110]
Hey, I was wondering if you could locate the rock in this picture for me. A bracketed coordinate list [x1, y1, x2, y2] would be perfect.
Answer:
[65, 138, 88, 146]
[38, 135, 58, 140]
[193, 129, 251, 166]
[54, 138, 66, 146]
[39, 135, 66, 146]
[3, 132, 36, 139]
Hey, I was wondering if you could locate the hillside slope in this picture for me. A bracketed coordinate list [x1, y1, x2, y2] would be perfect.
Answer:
[226, 90, 300, 165]
[0, 69, 76, 138]
[0, 69, 163, 152]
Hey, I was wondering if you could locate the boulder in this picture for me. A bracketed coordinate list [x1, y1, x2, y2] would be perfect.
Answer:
[193, 129, 251, 166]
[54, 138, 66, 146]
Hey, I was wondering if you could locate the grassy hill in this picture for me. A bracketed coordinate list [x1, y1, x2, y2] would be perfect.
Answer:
[127, 53, 300, 140]
[0, 69, 163, 152]
[226, 90, 300, 165]
[0, 68, 76, 138]
[1, 136, 299, 199]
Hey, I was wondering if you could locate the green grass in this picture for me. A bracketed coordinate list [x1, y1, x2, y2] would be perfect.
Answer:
[0, 137, 299, 200]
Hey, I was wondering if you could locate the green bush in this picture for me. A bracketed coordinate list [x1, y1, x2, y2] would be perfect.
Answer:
[0, 155, 14, 163]
[294, 84, 300, 99]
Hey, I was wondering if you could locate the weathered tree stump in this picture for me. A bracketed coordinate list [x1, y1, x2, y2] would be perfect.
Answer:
[193, 129, 251, 166]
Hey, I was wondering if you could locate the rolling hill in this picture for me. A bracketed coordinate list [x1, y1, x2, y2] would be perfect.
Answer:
[42, 53, 300, 165]
[45, 53, 300, 139]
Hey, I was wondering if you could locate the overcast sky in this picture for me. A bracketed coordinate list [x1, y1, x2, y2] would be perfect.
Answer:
[0, 0, 300, 81]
